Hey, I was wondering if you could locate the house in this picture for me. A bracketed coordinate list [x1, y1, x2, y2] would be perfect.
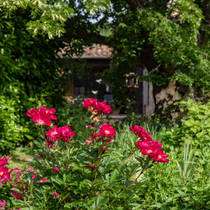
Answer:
[58, 44, 155, 116]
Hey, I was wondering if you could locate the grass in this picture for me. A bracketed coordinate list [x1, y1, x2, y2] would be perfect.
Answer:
[8, 147, 37, 170]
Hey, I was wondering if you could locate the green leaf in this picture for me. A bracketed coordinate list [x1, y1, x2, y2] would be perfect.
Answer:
[96, 196, 109, 207]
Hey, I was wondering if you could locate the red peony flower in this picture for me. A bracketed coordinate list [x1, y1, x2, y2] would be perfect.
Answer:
[99, 123, 116, 138]
[86, 125, 93, 128]
[0, 156, 9, 167]
[12, 190, 22, 199]
[136, 140, 153, 150]
[45, 107, 57, 120]
[59, 125, 75, 138]
[153, 149, 169, 163]
[91, 132, 100, 140]
[85, 138, 92, 145]
[26, 108, 38, 118]
[54, 190, 59, 197]
[63, 137, 70, 142]
[40, 178, 47, 183]
[82, 98, 97, 108]
[134, 125, 169, 162]
[138, 131, 153, 142]
[46, 125, 60, 142]
[32, 112, 51, 126]
[9, 168, 22, 184]
[52, 167, 58, 171]
[0, 166, 11, 183]
[27, 105, 57, 125]
[47, 143, 55, 147]
[130, 125, 145, 135]
[94, 101, 112, 114]
[102, 146, 108, 155]
[0, 200, 6, 206]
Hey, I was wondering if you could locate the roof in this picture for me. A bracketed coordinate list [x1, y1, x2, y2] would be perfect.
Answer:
[58, 44, 112, 58]
[82, 44, 112, 57]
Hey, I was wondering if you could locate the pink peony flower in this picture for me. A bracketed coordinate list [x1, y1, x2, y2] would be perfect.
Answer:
[85, 138, 92, 145]
[102, 146, 108, 155]
[136, 140, 153, 150]
[9, 168, 22, 184]
[32, 174, 37, 179]
[86, 125, 93, 128]
[65, 166, 70, 169]
[94, 101, 112, 114]
[45, 107, 57, 120]
[59, 125, 75, 138]
[153, 149, 169, 163]
[133, 125, 169, 162]
[12, 190, 22, 199]
[138, 131, 153, 142]
[63, 137, 70, 142]
[54, 190, 59, 197]
[52, 167, 58, 171]
[0, 200, 6, 206]
[40, 178, 47, 183]
[0, 166, 11, 183]
[91, 133, 100, 140]
[82, 98, 97, 108]
[47, 143, 55, 147]
[130, 125, 144, 135]
[0, 156, 9, 167]
[32, 112, 52, 126]
[27, 106, 57, 126]
[46, 125, 60, 142]
[99, 123, 116, 138]
[26, 108, 38, 118]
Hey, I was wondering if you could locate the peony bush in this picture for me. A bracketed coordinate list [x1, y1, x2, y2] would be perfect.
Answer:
[0, 99, 169, 209]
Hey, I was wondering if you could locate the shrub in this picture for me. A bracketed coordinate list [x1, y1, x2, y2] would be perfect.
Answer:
[160, 99, 210, 150]
[0, 7, 68, 154]
[0, 99, 169, 209]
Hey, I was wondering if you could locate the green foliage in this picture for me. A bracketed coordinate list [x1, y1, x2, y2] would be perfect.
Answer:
[160, 99, 210, 149]
[11, 108, 159, 209]
[0, 6, 70, 153]
[113, 128, 210, 209]
[3, 113, 210, 209]
[56, 97, 90, 139]
[139, 146, 210, 210]
[0, 0, 74, 39]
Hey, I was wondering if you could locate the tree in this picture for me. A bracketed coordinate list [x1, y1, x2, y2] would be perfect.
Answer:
[1, 0, 210, 136]
[0, 0, 74, 152]
[62, 0, 210, 114]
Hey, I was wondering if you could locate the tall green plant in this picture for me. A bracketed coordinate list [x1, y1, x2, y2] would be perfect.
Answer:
[0, 7, 70, 153]
[176, 141, 197, 180]
[160, 99, 210, 149]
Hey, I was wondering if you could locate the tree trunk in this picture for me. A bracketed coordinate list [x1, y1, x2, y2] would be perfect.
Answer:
[139, 46, 189, 115]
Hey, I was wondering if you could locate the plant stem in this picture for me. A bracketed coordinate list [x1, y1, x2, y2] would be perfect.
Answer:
[99, 142, 104, 162]
[41, 126, 49, 153]
[127, 165, 146, 188]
